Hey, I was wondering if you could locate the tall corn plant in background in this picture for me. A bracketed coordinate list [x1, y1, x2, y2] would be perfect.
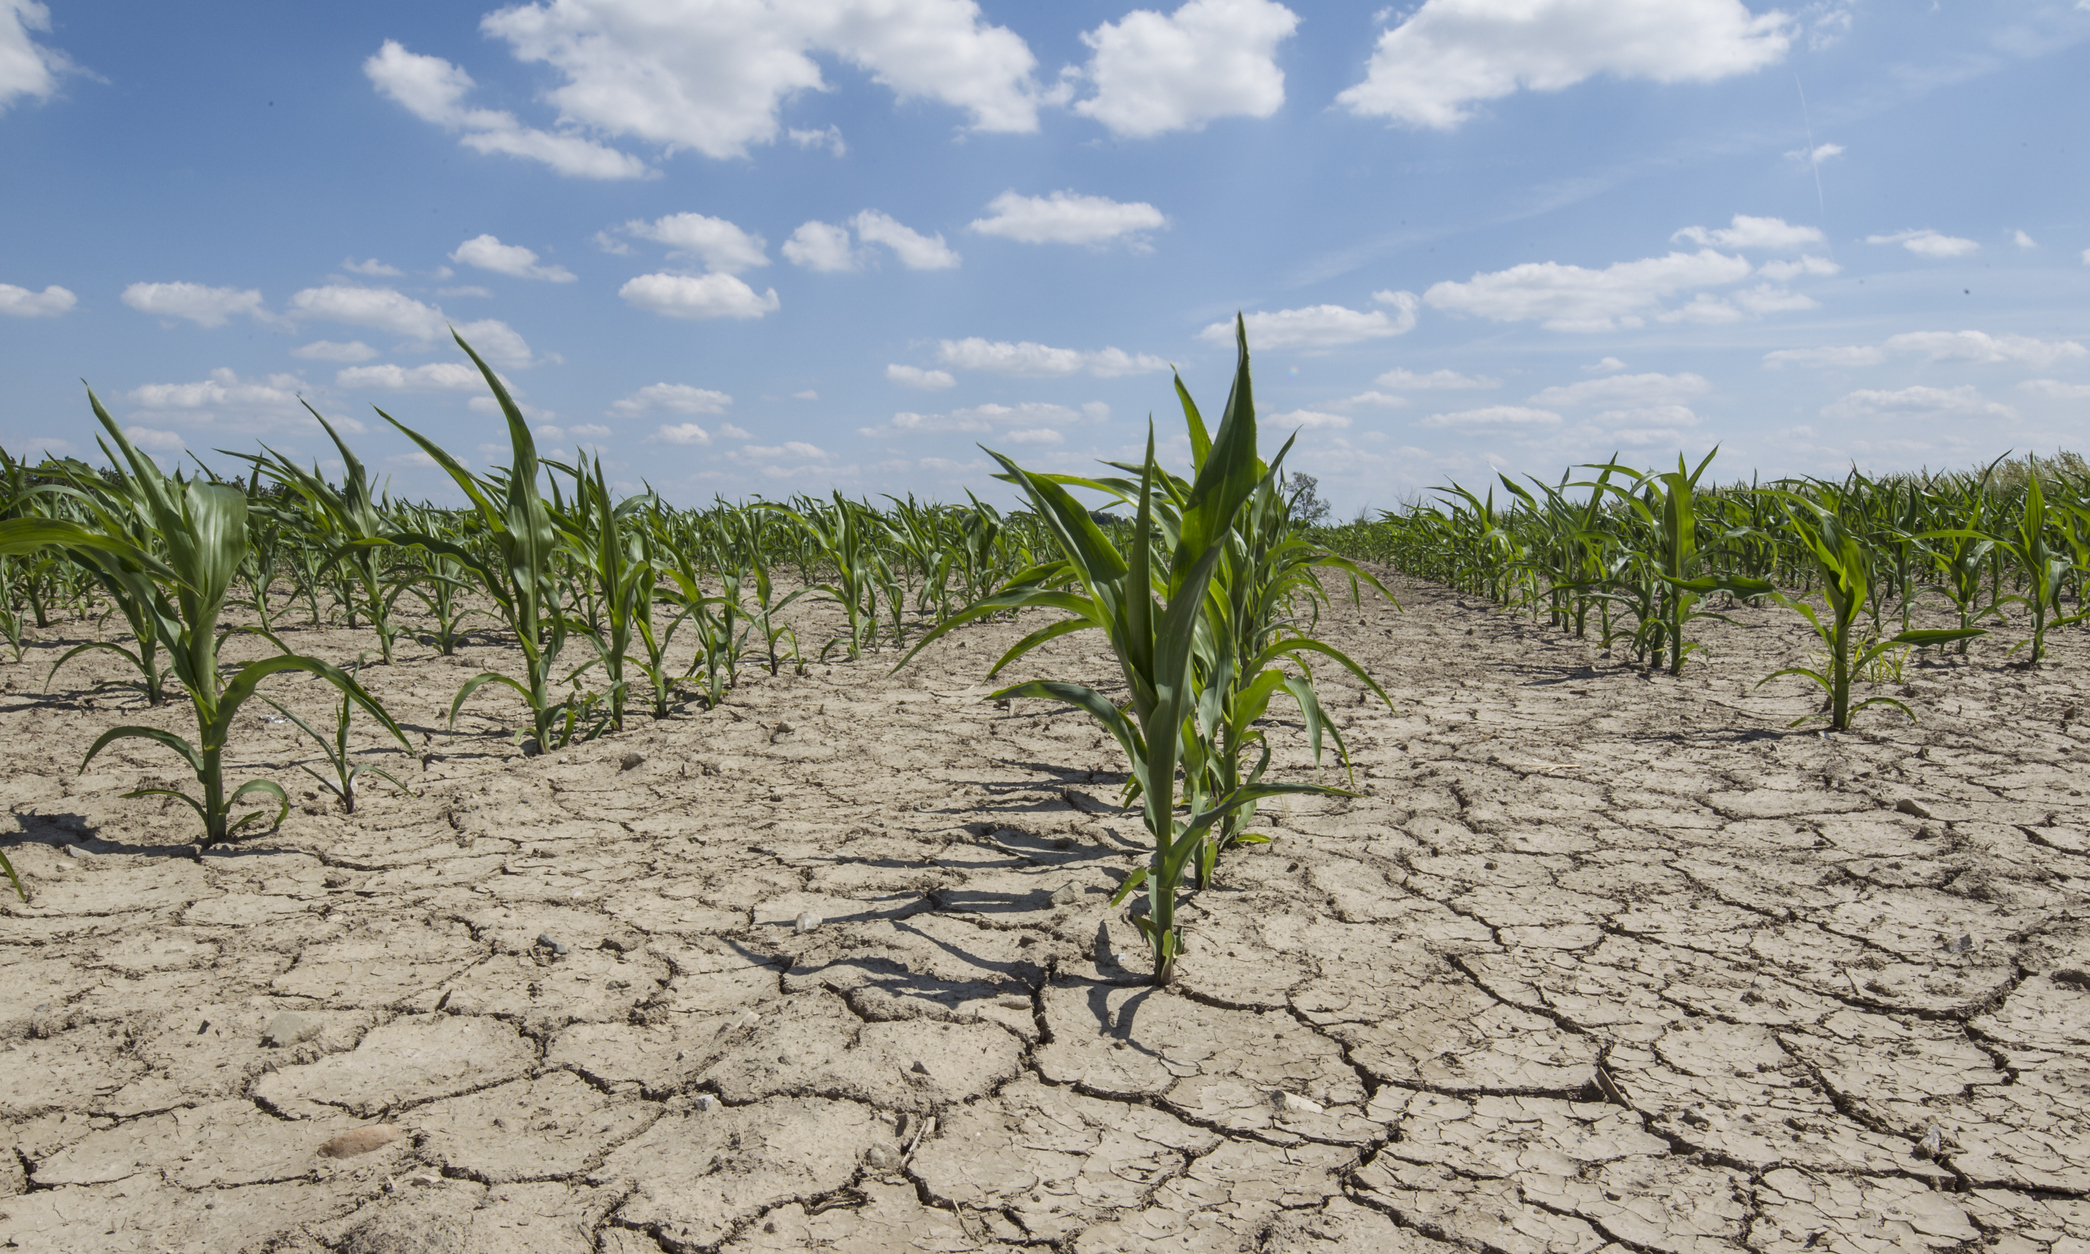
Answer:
[0, 395, 408, 845]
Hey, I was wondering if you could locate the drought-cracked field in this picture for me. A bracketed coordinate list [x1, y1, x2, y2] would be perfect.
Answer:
[2, 576, 2087, 1254]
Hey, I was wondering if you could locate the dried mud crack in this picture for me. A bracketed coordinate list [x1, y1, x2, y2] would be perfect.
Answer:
[3, 575, 2087, 1252]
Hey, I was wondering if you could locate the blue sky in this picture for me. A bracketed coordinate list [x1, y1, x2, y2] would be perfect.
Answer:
[2, 0, 2086, 514]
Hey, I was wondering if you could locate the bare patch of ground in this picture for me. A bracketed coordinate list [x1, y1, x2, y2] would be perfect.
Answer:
[2, 577, 2087, 1252]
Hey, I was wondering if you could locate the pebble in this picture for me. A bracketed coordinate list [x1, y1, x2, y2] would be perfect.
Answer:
[1895, 798, 1934, 819]
[794, 911, 820, 934]
[63, 844, 90, 859]
[864, 1143, 899, 1170]
[1049, 883, 1079, 906]
[619, 752, 644, 772]
[1270, 1091, 1324, 1115]
[317, 1124, 404, 1159]
[692, 1094, 719, 1112]
[262, 1012, 322, 1047]
[536, 933, 569, 955]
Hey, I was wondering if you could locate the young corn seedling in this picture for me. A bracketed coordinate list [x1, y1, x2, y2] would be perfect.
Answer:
[1990, 473, 2085, 664]
[1758, 483, 1983, 729]
[264, 656, 417, 814]
[0, 397, 409, 845]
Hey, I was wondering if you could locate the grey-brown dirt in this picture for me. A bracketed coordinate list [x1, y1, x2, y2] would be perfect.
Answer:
[2, 576, 2087, 1253]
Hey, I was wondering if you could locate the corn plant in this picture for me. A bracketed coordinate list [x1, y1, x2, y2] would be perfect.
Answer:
[765, 494, 890, 660]
[557, 452, 654, 729]
[903, 320, 1346, 984]
[264, 656, 417, 814]
[1990, 473, 2085, 664]
[1758, 483, 1983, 729]
[383, 333, 576, 752]
[0, 396, 408, 844]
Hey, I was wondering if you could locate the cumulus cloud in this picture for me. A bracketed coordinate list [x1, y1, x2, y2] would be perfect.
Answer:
[1882, 331, 2086, 368]
[1338, 0, 1791, 129]
[853, 211, 959, 270]
[619, 272, 780, 319]
[121, 281, 272, 328]
[1071, 0, 1297, 138]
[0, 281, 75, 318]
[336, 362, 489, 392]
[2021, 379, 2090, 400]
[1762, 345, 1887, 369]
[782, 221, 858, 272]
[341, 258, 403, 277]
[473, 0, 1042, 162]
[1338, 391, 1410, 408]
[1672, 214, 1823, 250]
[1822, 385, 2014, 420]
[1785, 141, 1843, 165]
[935, 337, 1168, 378]
[364, 40, 652, 179]
[124, 427, 188, 452]
[1756, 255, 1839, 281]
[887, 364, 956, 390]
[620, 213, 769, 274]
[291, 340, 378, 362]
[1417, 405, 1562, 430]
[1528, 372, 1710, 408]
[861, 399, 1107, 438]
[1265, 408, 1350, 430]
[0, 0, 70, 115]
[1584, 357, 1627, 373]
[1374, 367, 1498, 390]
[1866, 229, 1979, 258]
[450, 234, 577, 281]
[1424, 249, 1752, 332]
[286, 285, 537, 365]
[2012, 230, 2037, 249]
[128, 367, 302, 413]
[967, 190, 1167, 248]
[788, 124, 845, 155]
[652, 423, 713, 445]
[1204, 292, 1419, 349]
[611, 383, 732, 415]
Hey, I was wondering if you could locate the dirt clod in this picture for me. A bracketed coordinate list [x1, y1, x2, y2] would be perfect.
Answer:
[318, 1124, 406, 1159]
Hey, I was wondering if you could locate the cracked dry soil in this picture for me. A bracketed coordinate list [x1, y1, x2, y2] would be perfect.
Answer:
[2, 574, 2088, 1254]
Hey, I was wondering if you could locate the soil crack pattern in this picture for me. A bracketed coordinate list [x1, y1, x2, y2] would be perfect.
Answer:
[3, 575, 2087, 1252]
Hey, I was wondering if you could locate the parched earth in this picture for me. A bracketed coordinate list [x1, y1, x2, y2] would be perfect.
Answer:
[2, 575, 2087, 1254]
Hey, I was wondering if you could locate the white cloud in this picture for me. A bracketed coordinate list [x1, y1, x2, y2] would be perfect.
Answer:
[1424, 249, 1752, 332]
[1786, 141, 1843, 165]
[1265, 408, 1350, 430]
[452, 319, 537, 367]
[2021, 379, 2090, 400]
[1585, 357, 1627, 373]
[653, 423, 712, 445]
[363, 40, 652, 179]
[2082, 247, 2090, 266]
[621, 213, 769, 274]
[291, 340, 378, 362]
[129, 367, 302, 413]
[1417, 405, 1561, 430]
[124, 427, 187, 452]
[288, 284, 447, 339]
[619, 272, 780, 319]
[1755, 255, 1839, 281]
[477, 0, 1042, 161]
[450, 234, 577, 281]
[1071, 0, 1298, 138]
[935, 337, 1168, 378]
[1866, 229, 1979, 259]
[0, 0, 69, 114]
[1762, 345, 1885, 369]
[853, 210, 959, 270]
[120, 281, 270, 328]
[1205, 292, 1419, 349]
[1822, 385, 2015, 420]
[437, 285, 494, 298]
[1338, 391, 1410, 408]
[341, 257, 403, 277]
[1374, 366, 1498, 389]
[788, 124, 846, 155]
[1529, 372, 1710, 408]
[967, 190, 1167, 247]
[720, 422, 753, 437]
[782, 221, 858, 272]
[863, 400, 1107, 437]
[336, 362, 488, 392]
[611, 383, 732, 415]
[746, 440, 829, 461]
[1882, 331, 2087, 368]
[472, 396, 558, 422]
[1730, 284, 1817, 315]
[2013, 230, 2037, 249]
[0, 282, 75, 318]
[1672, 214, 1822, 250]
[887, 364, 957, 390]
[1337, 0, 1791, 129]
